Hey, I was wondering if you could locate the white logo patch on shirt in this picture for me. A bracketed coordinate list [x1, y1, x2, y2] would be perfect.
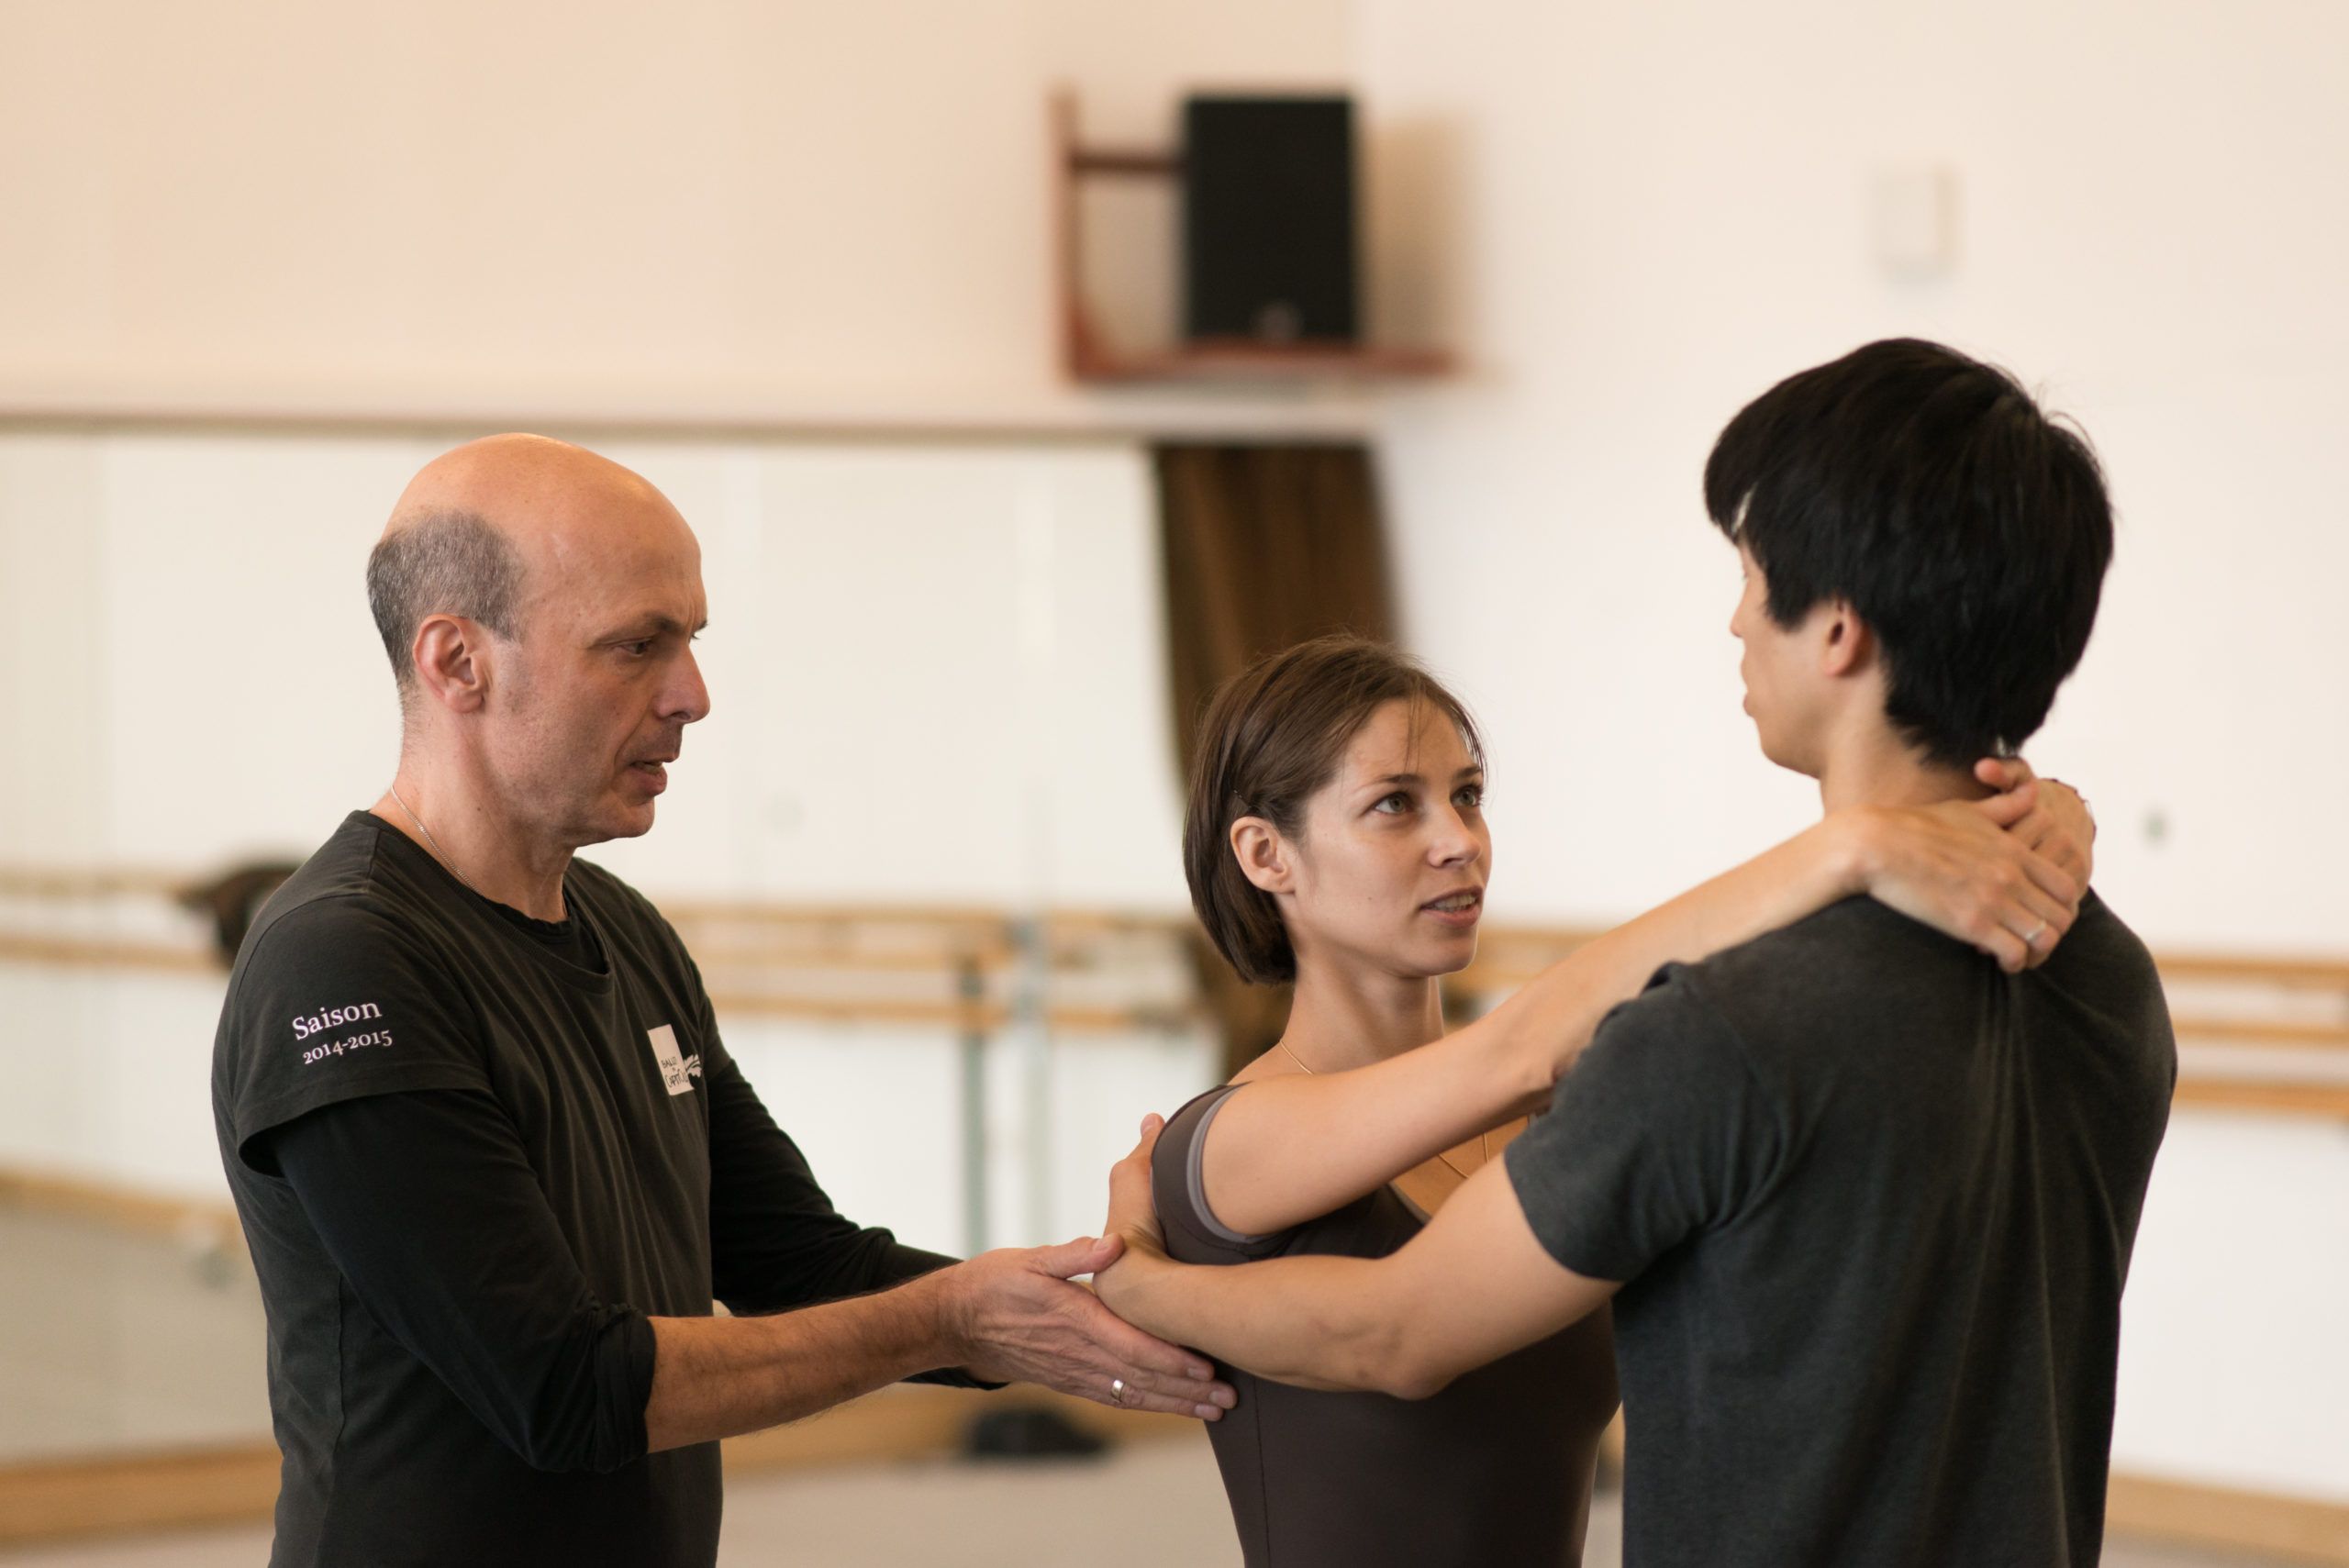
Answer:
[646, 1024, 701, 1095]
[291, 1002, 394, 1066]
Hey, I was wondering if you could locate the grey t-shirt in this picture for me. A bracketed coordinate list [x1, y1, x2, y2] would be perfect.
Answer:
[1507, 892, 2175, 1568]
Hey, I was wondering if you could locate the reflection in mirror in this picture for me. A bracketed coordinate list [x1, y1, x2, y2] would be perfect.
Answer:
[0, 428, 1212, 1517]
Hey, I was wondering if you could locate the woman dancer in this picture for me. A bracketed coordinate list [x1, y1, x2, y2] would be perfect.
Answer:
[1153, 635, 2087, 1567]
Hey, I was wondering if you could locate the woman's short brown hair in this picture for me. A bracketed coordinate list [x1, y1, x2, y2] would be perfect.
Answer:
[1184, 635, 1484, 985]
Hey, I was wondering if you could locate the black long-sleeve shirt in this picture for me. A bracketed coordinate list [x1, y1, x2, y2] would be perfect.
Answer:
[214, 812, 971, 1568]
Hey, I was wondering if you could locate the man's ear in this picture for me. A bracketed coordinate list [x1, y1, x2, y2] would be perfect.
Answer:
[1817, 598, 1876, 679]
[411, 614, 491, 715]
[1230, 817, 1295, 896]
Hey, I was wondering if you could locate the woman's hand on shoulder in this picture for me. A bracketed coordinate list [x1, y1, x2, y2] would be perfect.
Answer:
[1973, 756, 2096, 886]
[1111, 1115, 1168, 1253]
[1838, 762, 2087, 973]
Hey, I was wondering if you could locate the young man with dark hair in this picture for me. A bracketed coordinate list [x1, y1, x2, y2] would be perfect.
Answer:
[1097, 339, 2176, 1566]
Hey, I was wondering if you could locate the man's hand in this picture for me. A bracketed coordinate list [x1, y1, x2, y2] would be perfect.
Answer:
[942, 1213, 1231, 1421]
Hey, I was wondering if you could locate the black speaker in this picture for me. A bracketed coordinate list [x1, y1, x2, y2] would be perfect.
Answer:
[1182, 95, 1358, 345]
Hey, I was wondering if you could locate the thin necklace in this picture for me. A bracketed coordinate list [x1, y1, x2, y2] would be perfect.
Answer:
[1274, 1039, 1493, 1176]
[388, 784, 488, 902]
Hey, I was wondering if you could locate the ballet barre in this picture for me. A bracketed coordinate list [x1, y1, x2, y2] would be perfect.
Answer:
[3, 865, 2343, 1121]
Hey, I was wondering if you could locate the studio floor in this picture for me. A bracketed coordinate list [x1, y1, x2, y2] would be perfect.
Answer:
[0, 1435, 2303, 1568]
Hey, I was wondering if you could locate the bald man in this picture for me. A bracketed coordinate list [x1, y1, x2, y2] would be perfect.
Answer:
[211, 437, 1231, 1568]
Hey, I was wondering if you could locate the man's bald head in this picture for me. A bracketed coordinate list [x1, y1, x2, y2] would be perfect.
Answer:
[366, 433, 710, 853]
[364, 435, 683, 702]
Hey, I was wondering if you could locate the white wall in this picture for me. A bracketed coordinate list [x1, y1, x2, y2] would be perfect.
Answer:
[0, 0, 1361, 434]
[1356, 0, 2349, 954]
[2117, 1113, 2349, 1500]
[1355, 0, 2349, 1505]
[0, 442, 108, 862]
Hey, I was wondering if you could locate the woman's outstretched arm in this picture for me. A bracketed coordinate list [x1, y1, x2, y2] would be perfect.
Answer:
[1197, 772, 2092, 1239]
[1114, 1119, 1615, 1397]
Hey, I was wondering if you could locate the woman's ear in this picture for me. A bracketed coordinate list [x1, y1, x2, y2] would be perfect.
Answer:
[1230, 817, 1294, 896]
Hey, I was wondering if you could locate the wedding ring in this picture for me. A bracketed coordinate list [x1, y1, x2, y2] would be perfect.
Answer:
[2024, 921, 2049, 947]
[1110, 1377, 1128, 1406]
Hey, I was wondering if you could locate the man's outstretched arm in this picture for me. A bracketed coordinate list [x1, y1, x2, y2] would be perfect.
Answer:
[269, 1089, 1231, 1472]
[644, 1230, 1230, 1450]
[1097, 1118, 1620, 1399]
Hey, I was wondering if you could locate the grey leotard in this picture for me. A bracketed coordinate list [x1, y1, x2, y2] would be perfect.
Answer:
[1153, 1084, 1618, 1568]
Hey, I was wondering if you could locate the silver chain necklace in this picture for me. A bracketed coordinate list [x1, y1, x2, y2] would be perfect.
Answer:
[1278, 1038, 1495, 1178]
[387, 783, 488, 901]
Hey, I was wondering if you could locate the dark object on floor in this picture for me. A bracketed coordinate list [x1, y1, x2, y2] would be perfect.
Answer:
[959, 1407, 1112, 1462]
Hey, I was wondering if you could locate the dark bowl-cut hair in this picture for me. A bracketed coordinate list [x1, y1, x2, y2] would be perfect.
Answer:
[1704, 338, 2114, 768]
[1184, 635, 1483, 985]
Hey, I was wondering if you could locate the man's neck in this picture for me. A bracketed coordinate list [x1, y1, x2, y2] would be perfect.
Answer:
[374, 761, 573, 922]
[1814, 722, 1989, 814]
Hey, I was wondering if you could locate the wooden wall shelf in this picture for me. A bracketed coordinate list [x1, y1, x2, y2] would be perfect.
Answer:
[1051, 91, 1453, 387]
[1069, 339, 1454, 384]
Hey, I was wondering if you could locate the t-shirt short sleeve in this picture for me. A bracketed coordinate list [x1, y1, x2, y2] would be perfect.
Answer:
[1504, 962, 1783, 1284]
[1152, 1085, 1290, 1264]
[218, 895, 494, 1171]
